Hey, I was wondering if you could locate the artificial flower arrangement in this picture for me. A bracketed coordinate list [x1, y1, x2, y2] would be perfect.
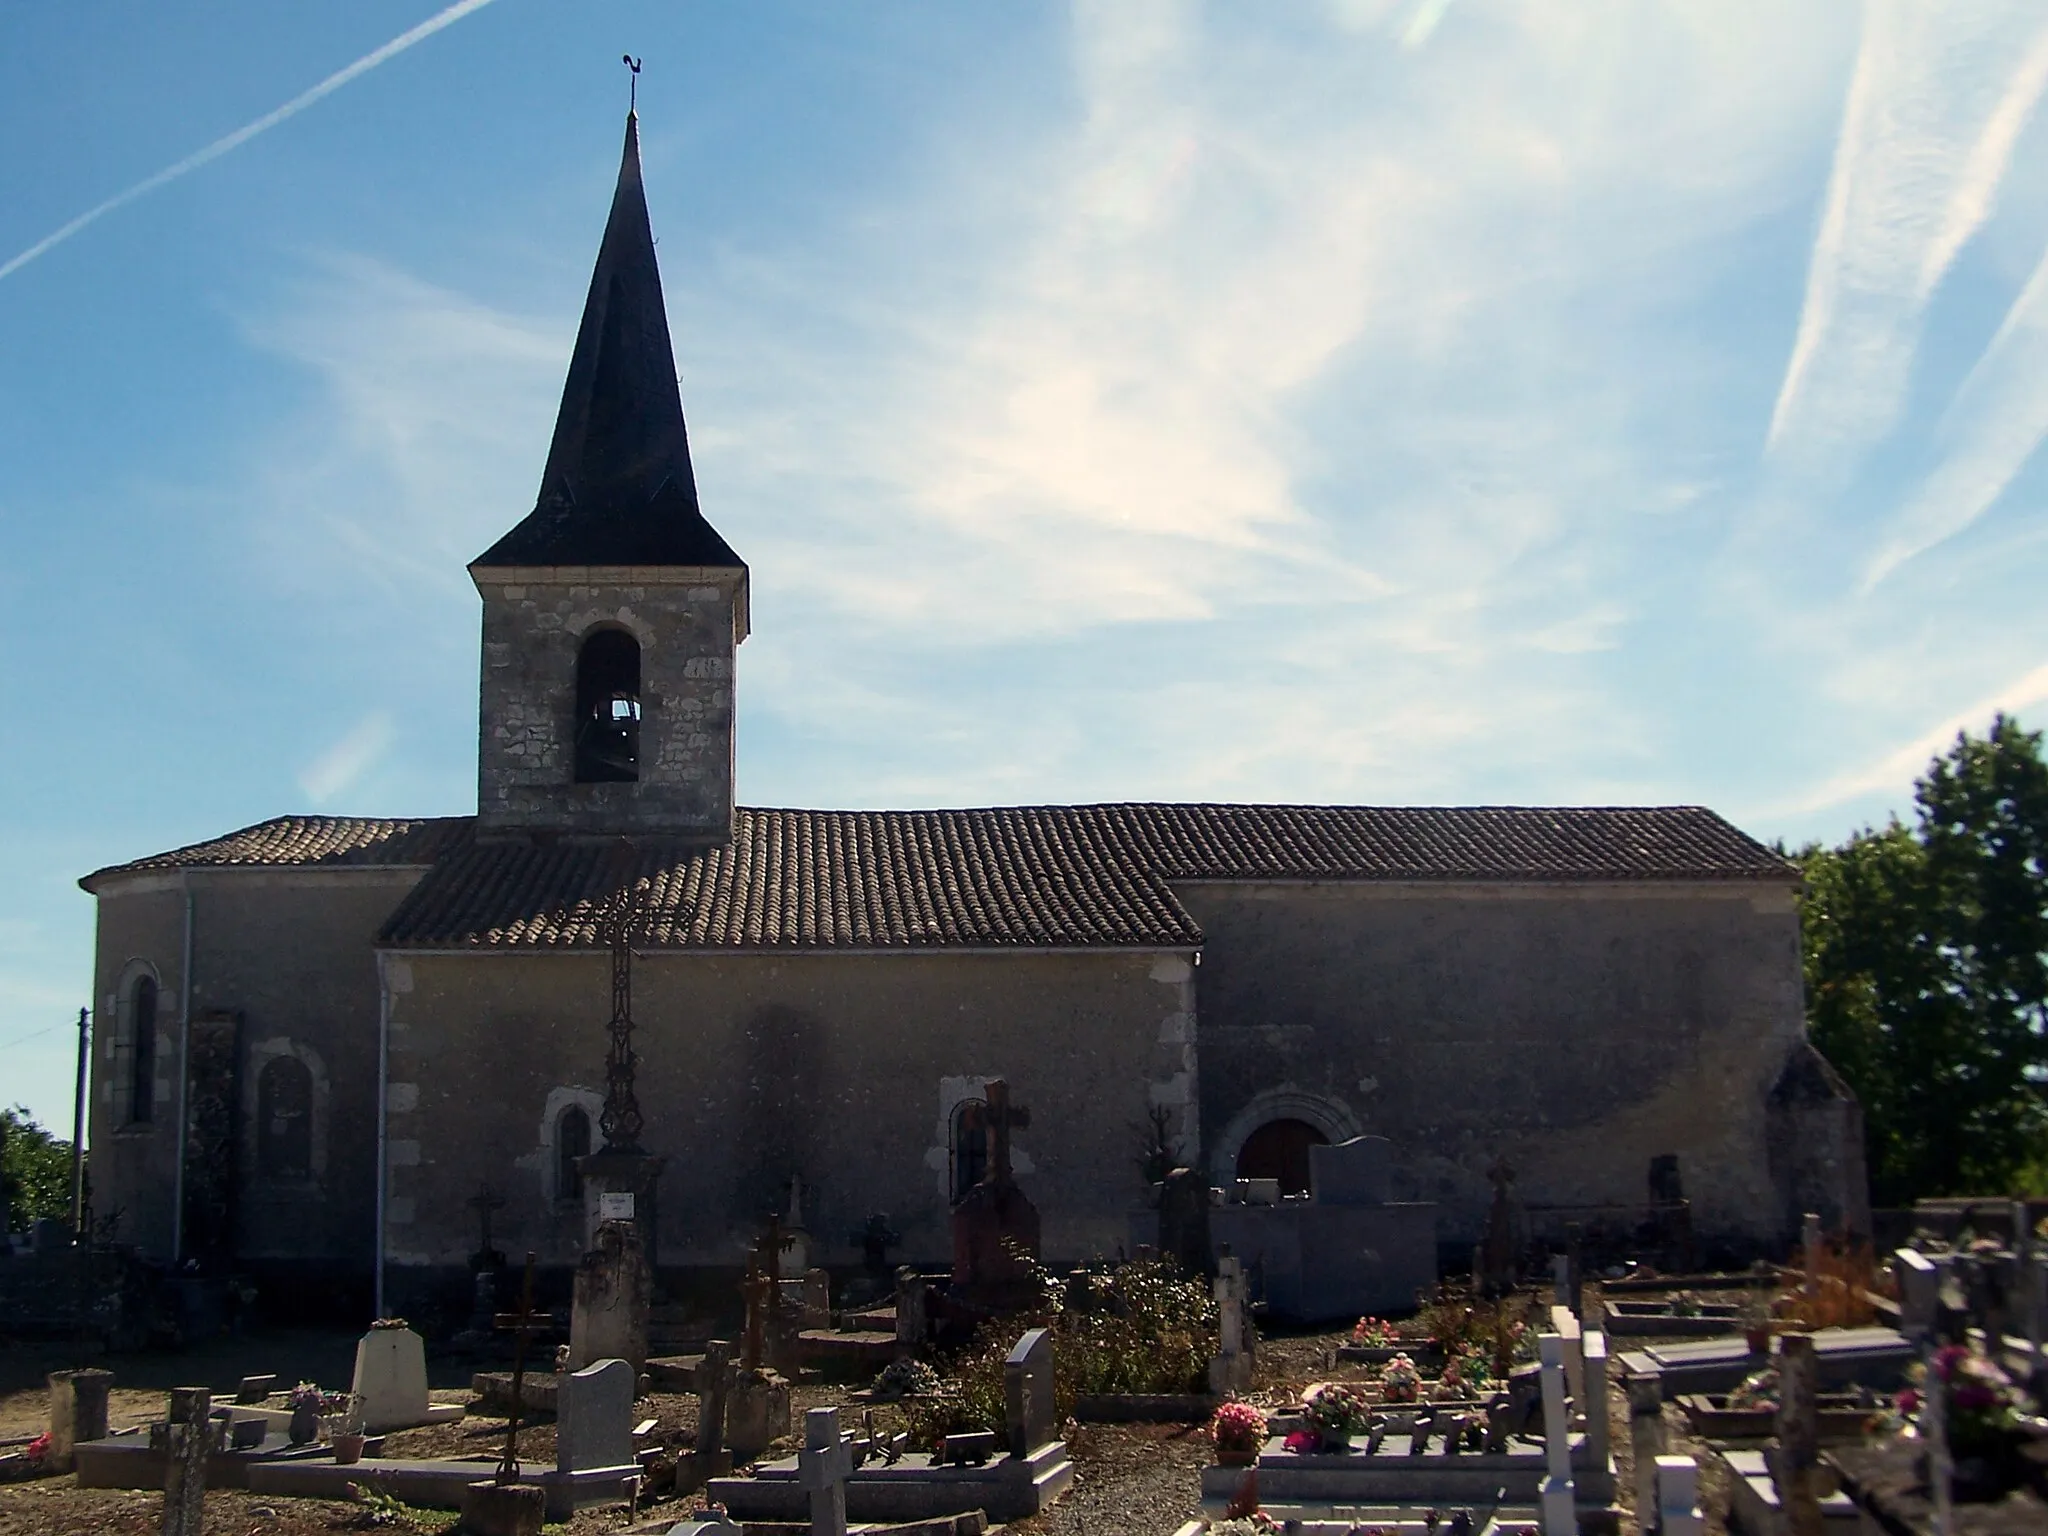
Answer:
[1898, 1345, 2032, 1458]
[1210, 1401, 1268, 1456]
[288, 1382, 327, 1412]
[22, 1433, 50, 1468]
[1293, 1381, 1374, 1450]
[1436, 1347, 1492, 1398]
[1725, 1366, 1780, 1413]
[1378, 1353, 1423, 1404]
[1350, 1316, 1399, 1347]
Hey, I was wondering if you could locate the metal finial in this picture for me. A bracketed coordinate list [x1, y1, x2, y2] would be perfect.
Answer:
[623, 54, 642, 113]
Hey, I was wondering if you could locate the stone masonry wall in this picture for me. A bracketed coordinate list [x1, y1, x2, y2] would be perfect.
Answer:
[474, 574, 741, 839]
[378, 947, 1199, 1279]
[1181, 879, 1809, 1246]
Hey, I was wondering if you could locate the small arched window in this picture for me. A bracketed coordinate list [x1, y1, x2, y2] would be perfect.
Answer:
[558, 1105, 592, 1202]
[257, 1055, 314, 1179]
[128, 975, 158, 1124]
[574, 628, 641, 783]
[951, 1098, 988, 1203]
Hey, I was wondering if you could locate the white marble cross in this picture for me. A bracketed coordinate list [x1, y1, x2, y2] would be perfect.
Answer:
[798, 1406, 852, 1536]
[1537, 1333, 1575, 1536]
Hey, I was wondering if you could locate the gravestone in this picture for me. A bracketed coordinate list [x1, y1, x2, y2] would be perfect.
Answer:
[801, 1267, 832, 1329]
[1894, 1248, 1941, 1341]
[235, 1375, 275, 1405]
[1627, 1368, 1664, 1525]
[894, 1267, 927, 1355]
[727, 1366, 792, 1462]
[1582, 1328, 1610, 1472]
[1157, 1166, 1212, 1278]
[950, 1081, 1043, 1311]
[1550, 1305, 1584, 1418]
[1537, 1335, 1574, 1536]
[1774, 1332, 1823, 1536]
[799, 1406, 852, 1536]
[46, 1368, 113, 1472]
[1478, 1157, 1518, 1296]
[352, 1324, 432, 1432]
[569, 1218, 651, 1373]
[1208, 1251, 1254, 1395]
[556, 1358, 635, 1475]
[696, 1340, 734, 1460]
[1656, 1454, 1703, 1536]
[782, 1176, 812, 1279]
[161, 1387, 220, 1536]
[1003, 1328, 1055, 1454]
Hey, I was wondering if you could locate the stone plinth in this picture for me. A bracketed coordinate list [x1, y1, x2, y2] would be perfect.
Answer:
[725, 1367, 791, 1461]
[47, 1369, 114, 1472]
[569, 1219, 651, 1374]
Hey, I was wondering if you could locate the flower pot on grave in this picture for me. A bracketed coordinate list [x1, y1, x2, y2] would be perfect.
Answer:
[1217, 1445, 1258, 1467]
[1317, 1429, 1353, 1454]
[1744, 1327, 1772, 1356]
[332, 1433, 367, 1465]
[288, 1405, 320, 1446]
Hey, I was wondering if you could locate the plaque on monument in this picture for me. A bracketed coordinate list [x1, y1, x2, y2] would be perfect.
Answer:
[599, 1192, 635, 1221]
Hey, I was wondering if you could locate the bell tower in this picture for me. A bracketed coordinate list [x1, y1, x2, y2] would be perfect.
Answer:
[470, 111, 748, 842]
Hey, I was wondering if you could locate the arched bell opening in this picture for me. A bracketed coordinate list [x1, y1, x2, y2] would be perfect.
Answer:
[574, 627, 642, 783]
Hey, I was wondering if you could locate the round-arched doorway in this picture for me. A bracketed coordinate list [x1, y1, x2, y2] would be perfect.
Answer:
[1234, 1118, 1328, 1197]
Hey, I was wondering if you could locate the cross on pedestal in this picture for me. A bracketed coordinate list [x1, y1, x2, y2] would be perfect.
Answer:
[494, 1253, 540, 1486]
[799, 1406, 853, 1536]
[741, 1250, 774, 1371]
[982, 1080, 1030, 1186]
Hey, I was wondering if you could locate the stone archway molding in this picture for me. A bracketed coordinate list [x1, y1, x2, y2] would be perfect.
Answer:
[1208, 1087, 1364, 1191]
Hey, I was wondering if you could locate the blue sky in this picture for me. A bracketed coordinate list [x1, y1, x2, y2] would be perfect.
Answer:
[6, 1, 2048, 1131]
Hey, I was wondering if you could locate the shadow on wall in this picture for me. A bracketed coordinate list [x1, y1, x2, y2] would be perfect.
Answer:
[1767, 1040, 1871, 1246]
[735, 1004, 825, 1224]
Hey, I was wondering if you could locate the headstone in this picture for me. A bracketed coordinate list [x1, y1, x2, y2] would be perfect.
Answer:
[799, 1406, 852, 1536]
[1774, 1332, 1822, 1536]
[1581, 1328, 1610, 1468]
[1003, 1327, 1056, 1454]
[1656, 1454, 1703, 1536]
[1235, 1178, 1282, 1206]
[726, 1367, 792, 1461]
[47, 1368, 114, 1471]
[1537, 1334, 1575, 1536]
[1157, 1166, 1212, 1276]
[1208, 1251, 1254, 1395]
[1627, 1370, 1664, 1525]
[30, 1215, 67, 1254]
[1550, 1304, 1585, 1417]
[161, 1387, 219, 1536]
[1896, 1248, 1940, 1341]
[782, 1176, 812, 1279]
[1308, 1136, 1392, 1205]
[1478, 1157, 1517, 1296]
[696, 1340, 734, 1458]
[556, 1357, 635, 1475]
[950, 1080, 1042, 1309]
[801, 1267, 832, 1329]
[894, 1267, 927, 1355]
[352, 1325, 432, 1432]
[234, 1374, 276, 1405]
[569, 1217, 651, 1373]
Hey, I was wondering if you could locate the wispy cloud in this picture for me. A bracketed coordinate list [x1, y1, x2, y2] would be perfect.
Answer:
[299, 712, 397, 804]
[1862, 243, 2048, 586]
[1766, 1, 2048, 469]
[0, 0, 500, 284]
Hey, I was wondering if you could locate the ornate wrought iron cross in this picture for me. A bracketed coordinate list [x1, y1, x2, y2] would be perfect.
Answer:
[599, 840, 645, 1152]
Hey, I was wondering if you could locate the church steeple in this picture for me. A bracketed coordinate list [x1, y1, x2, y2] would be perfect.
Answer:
[473, 111, 743, 571]
[469, 107, 746, 844]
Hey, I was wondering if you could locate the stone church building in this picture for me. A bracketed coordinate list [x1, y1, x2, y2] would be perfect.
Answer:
[80, 113, 1864, 1316]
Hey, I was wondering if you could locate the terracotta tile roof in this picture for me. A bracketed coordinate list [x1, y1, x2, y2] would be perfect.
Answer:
[84, 804, 1792, 948]
[376, 802, 1789, 951]
[79, 816, 472, 889]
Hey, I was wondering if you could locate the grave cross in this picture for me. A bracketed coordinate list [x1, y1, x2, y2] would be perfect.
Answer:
[495, 1252, 539, 1486]
[599, 839, 645, 1153]
[799, 1406, 853, 1536]
[160, 1387, 220, 1536]
[467, 1182, 507, 1266]
[741, 1250, 774, 1371]
[982, 1079, 1030, 1186]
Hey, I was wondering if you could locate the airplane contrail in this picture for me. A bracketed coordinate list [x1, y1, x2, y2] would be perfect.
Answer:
[0, 0, 502, 284]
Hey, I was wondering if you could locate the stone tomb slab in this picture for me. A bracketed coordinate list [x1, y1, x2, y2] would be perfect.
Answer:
[707, 1440, 1073, 1524]
[244, 1453, 636, 1516]
[73, 1430, 376, 1491]
[1627, 1327, 1912, 1398]
[1200, 1428, 1611, 1510]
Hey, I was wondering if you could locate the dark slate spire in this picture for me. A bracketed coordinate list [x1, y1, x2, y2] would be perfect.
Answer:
[474, 112, 744, 570]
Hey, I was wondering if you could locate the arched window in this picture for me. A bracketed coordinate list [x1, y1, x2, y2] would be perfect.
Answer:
[574, 628, 641, 783]
[558, 1105, 591, 1202]
[951, 1098, 988, 1203]
[257, 1055, 314, 1179]
[1235, 1118, 1328, 1198]
[128, 975, 158, 1124]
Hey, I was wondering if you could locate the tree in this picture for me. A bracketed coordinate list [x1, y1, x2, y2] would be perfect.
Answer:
[1, 1106, 73, 1230]
[1795, 714, 2048, 1204]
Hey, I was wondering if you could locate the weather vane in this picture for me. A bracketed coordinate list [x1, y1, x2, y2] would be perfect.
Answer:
[623, 54, 642, 113]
